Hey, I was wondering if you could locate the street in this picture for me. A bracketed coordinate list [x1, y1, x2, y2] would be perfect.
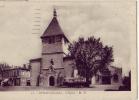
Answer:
[0, 85, 120, 91]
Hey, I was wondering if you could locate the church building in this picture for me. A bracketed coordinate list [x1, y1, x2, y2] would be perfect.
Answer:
[30, 9, 75, 87]
[29, 9, 122, 87]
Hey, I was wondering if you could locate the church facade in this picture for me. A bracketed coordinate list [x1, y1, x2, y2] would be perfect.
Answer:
[30, 9, 75, 87]
[29, 9, 122, 87]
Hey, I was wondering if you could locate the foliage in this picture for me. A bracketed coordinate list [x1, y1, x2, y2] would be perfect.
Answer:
[68, 36, 114, 84]
[0, 63, 11, 72]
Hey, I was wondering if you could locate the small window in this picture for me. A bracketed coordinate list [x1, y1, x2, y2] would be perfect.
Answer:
[48, 37, 55, 44]
[51, 37, 55, 43]
[14, 71, 16, 76]
[42, 38, 49, 43]
[17, 70, 19, 76]
[56, 36, 61, 42]
[48, 38, 52, 44]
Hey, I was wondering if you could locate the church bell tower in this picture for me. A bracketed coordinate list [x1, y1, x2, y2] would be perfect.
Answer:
[41, 9, 69, 71]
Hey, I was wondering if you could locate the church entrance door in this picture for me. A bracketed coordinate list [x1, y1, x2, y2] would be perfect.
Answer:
[49, 76, 55, 86]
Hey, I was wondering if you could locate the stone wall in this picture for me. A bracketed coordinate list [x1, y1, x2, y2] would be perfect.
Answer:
[30, 60, 41, 86]
[63, 58, 75, 79]
[42, 53, 64, 69]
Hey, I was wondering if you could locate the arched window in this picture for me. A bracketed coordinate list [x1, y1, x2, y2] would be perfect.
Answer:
[113, 74, 119, 82]
[49, 76, 55, 86]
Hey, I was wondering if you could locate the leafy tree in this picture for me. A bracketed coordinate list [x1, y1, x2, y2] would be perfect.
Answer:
[68, 36, 114, 86]
[0, 62, 11, 72]
[0, 62, 11, 79]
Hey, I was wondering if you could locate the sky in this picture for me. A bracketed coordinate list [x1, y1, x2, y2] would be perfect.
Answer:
[0, 1, 136, 75]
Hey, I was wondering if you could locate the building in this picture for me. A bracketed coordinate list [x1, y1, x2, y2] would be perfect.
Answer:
[0, 71, 2, 83]
[2, 67, 30, 86]
[30, 9, 122, 87]
[92, 66, 122, 85]
[30, 9, 75, 87]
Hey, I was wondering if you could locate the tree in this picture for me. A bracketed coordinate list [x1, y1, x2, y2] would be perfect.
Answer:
[0, 62, 11, 72]
[68, 36, 114, 86]
[0, 62, 11, 80]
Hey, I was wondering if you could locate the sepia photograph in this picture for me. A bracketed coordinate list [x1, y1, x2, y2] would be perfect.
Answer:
[0, 1, 137, 99]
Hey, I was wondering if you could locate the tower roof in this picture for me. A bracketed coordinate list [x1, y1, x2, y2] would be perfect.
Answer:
[41, 9, 69, 42]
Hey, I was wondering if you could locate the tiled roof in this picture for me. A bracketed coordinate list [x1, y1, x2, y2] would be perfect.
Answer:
[41, 9, 69, 42]
[41, 17, 64, 37]
[29, 58, 41, 62]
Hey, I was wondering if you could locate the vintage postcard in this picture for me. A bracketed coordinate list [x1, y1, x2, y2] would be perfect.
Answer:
[0, 0, 137, 100]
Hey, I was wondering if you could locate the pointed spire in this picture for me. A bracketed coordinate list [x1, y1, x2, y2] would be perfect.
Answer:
[53, 8, 57, 17]
[41, 8, 69, 42]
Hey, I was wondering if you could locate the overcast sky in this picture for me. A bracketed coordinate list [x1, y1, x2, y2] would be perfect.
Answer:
[0, 1, 136, 75]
